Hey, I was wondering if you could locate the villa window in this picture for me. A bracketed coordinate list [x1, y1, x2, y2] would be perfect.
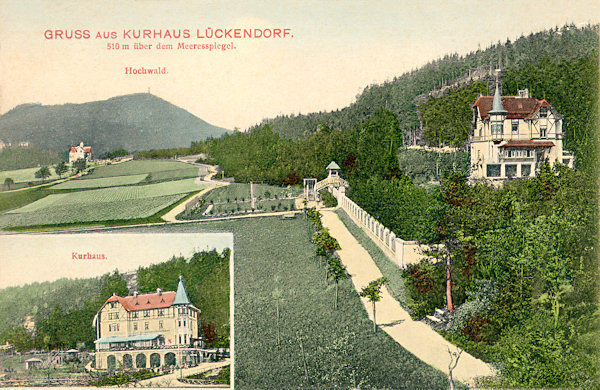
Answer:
[144, 310, 150, 318]
[511, 120, 519, 133]
[540, 125, 547, 138]
[521, 164, 531, 177]
[159, 320, 163, 329]
[134, 323, 138, 331]
[486, 164, 501, 177]
[145, 322, 149, 330]
[505, 164, 517, 178]
[540, 108, 548, 118]
[158, 309, 164, 317]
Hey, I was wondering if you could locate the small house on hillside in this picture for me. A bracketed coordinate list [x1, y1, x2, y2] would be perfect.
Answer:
[69, 142, 93, 163]
[469, 80, 574, 182]
[25, 358, 43, 370]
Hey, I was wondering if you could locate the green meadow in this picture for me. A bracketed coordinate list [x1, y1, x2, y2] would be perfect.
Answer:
[126, 216, 451, 389]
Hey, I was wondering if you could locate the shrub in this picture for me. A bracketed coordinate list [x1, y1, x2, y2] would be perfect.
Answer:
[320, 190, 338, 207]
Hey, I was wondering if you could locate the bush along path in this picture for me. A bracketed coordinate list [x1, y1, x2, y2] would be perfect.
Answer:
[319, 209, 495, 387]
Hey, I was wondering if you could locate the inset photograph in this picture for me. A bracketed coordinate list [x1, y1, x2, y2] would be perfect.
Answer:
[0, 233, 232, 387]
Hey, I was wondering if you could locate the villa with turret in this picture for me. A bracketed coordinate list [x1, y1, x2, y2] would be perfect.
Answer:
[469, 80, 574, 182]
[92, 277, 205, 371]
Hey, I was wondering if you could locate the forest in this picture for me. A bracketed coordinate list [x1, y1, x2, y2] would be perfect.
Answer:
[250, 25, 598, 140]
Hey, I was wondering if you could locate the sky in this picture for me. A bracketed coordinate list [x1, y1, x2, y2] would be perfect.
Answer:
[0, 0, 598, 130]
[0, 233, 233, 288]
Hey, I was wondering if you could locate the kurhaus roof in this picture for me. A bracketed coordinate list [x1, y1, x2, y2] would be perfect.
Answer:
[473, 96, 551, 120]
[106, 291, 177, 311]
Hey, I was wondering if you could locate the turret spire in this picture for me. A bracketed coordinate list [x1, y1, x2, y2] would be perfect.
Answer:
[173, 275, 191, 305]
[490, 70, 507, 114]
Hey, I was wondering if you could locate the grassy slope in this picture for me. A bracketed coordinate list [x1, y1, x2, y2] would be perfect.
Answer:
[0, 187, 52, 212]
[122, 216, 450, 389]
[0, 167, 68, 184]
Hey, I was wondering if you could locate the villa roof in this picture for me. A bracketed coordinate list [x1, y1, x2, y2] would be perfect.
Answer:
[473, 96, 551, 120]
[499, 140, 555, 149]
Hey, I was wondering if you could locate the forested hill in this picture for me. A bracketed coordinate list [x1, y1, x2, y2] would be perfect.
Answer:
[251, 25, 598, 139]
[0, 93, 230, 157]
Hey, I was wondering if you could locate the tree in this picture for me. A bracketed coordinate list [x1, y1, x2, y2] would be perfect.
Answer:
[34, 166, 51, 182]
[447, 346, 463, 390]
[106, 148, 129, 159]
[359, 277, 388, 332]
[72, 158, 87, 173]
[54, 161, 68, 178]
[0, 326, 34, 351]
[327, 256, 351, 309]
[3, 177, 14, 190]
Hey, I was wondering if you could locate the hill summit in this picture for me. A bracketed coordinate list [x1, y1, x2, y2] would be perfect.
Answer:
[0, 93, 229, 156]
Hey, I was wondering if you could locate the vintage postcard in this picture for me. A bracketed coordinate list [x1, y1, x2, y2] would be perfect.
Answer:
[0, 1, 598, 388]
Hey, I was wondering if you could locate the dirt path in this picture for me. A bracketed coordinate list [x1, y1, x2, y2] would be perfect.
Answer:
[320, 210, 495, 386]
[161, 165, 229, 223]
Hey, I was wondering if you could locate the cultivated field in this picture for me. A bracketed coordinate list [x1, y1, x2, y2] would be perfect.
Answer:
[0, 178, 203, 228]
[50, 174, 148, 190]
[125, 217, 450, 389]
[84, 160, 198, 180]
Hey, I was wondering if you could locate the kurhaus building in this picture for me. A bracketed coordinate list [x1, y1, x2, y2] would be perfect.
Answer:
[92, 277, 204, 371]
[469, 81, 574, 182]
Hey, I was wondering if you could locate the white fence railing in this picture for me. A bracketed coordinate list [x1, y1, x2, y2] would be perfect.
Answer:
[331, 187, 426, 268]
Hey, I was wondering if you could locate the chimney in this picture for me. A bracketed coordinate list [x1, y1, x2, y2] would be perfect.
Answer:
[157, 288, 162, 295]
